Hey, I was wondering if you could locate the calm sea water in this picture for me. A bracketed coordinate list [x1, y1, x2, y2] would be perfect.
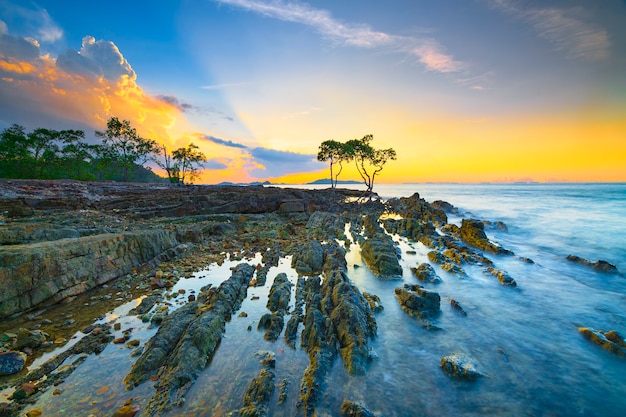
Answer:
[19, 183, 626, 417]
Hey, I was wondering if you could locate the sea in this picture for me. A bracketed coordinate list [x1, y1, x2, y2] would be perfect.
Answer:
[14, 182, 626, 417]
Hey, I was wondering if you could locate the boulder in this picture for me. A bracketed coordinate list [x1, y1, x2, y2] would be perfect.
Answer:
[395, 284, 440, 318]
[239, 368, 275, 417]
[340, 400, 378, 417]
[13, 328, 48, 349]
[459, 219, 511, 255]
[360, 238, 402, 277]
[291, 239, 324, 275]
[484, 266, 517, 287]
[0, 351, 27, 375]
[411, 263, 442, 284]
[579, 327, 626, 356]
[440, 353, 482, 380]
[566, 255, 619, 274]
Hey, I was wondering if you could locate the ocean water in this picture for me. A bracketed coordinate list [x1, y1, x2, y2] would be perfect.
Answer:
[16, 182, 626, 417]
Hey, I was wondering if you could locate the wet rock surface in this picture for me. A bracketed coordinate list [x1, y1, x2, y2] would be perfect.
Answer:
[566, 255, 619, 274]
[579, 327, 626, 356]
[124, 263, 255, 416]
[440, 352, 483, 380]
[0, 180, 534, 417]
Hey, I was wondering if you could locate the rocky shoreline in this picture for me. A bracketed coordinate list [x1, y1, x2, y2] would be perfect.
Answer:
[0, 179, 622, 417]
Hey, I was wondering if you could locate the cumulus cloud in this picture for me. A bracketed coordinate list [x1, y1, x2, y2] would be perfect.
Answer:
[0, 26, 40, 61]
[213, 0, 463, 73]
[57, 36, 136, 80]
[489, 0, 610, 60]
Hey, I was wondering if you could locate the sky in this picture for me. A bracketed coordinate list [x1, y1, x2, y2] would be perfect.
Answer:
[1, 0, 625, 184]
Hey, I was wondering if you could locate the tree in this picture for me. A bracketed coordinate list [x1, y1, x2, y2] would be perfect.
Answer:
[171, 143, 207, 184]
[317, 139, 350, 188]
[95, 117, 159, 181]
[345, 134, 396, 195]
[156, 145, 179, 183]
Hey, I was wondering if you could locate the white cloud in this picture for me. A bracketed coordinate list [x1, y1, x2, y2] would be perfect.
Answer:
[214, 0, 463, 73]
[56, 36, 136, 80]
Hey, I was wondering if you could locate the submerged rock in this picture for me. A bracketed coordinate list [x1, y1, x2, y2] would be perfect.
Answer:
[484, 266, 517, 287]
[239, 368, 275, 417]
[566, 255, 619, 274]
[579, 327, 626, 356]
[340, 400, 379, 417]
[440, 352, 482, 380]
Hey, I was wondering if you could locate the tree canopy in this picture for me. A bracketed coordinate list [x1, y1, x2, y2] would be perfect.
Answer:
[317, 135, 396, 194]
[157, 143, 207, 184]
[95, 117, 160, 182]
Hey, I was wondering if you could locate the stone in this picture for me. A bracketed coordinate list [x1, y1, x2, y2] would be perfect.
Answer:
[291, 239, 324, 275]
[566, 255, 619, 274]
[484, 266, 517, 287]
[440, 353, 482, 380]
[410, 263, 442, 284]
[579, 327, 626, 356]
[395, 284, 440, 319]
[360, 238, 402, 277]
[340, 400, 378, 417]
[13, 328, 48, 349]
[458, 219, 512, 255]
[112, 405, 140, 417]
[0, 351, 27, 375]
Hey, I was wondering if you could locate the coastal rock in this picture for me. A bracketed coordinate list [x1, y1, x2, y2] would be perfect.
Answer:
[124, 263, 255, 416]
[484, 266, 517, 287]
[340, 400, 378, 417]
[0, 351, 27, 375]
[459, 219, 512, 255]
[410, 263, 442, 284]
[579, 327, 626, 356]
[566, 255, 619, 274]
[395, 284, 440, 319]
[291, 239, 324, 276]
[239, 368, 275, 417]
[385, 193, 447, 226]
[360, 238, 402, 277]
[266, 273, 292, 313]
[448, 298, 467, 316]
[440, 353, 482, 380]
[0, 230, 184, 319]
[13, 328, 48, 349]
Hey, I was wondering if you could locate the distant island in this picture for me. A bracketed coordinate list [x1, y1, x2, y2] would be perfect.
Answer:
[307, 178, 363, 185]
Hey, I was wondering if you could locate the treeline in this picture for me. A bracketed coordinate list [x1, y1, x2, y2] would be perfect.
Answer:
[0, 117, 206, 184]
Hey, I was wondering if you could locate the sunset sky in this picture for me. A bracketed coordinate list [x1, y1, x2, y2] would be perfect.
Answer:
[1, 0, 625, 183]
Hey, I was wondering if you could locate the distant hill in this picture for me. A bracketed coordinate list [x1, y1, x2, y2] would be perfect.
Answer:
[307, 178, 362, 185]
[216, 180, 272, 186]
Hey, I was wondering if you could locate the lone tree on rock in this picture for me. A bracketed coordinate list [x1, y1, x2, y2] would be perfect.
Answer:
[317, 139, 350, 188]
[345, 134, 396, 195]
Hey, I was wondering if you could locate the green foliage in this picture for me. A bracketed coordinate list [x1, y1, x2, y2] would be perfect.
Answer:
[0, 118, 166, 182]
[171, 143, 207, 184]
[95, 117, 160, 181]
[317, 134, 396, 193]
[317, 139, 351, 189]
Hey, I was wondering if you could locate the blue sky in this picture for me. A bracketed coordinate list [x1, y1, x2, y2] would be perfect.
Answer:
[1, 0, 625, 182]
